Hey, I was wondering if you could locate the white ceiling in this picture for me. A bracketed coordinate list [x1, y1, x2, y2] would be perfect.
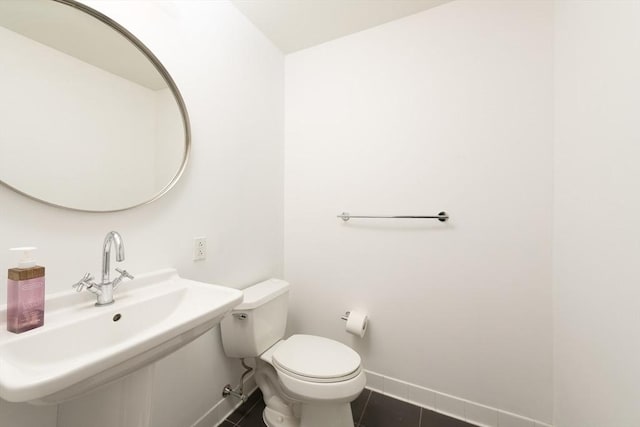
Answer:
[231, 0, 451, 53]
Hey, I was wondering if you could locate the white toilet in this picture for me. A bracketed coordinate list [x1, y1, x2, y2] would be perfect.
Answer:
[221, 279, 366, 427]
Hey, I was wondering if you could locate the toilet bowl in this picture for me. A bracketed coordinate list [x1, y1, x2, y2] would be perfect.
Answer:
[221, 279, 366, 427]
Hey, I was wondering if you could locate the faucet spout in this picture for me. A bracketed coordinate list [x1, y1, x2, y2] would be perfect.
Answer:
[102, 231, 124, 284]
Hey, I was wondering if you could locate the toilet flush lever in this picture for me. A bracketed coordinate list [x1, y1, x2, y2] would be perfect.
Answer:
[232, 313, 248, 320]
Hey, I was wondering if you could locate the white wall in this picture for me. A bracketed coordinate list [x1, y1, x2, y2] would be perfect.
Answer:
[0, 0, 283, 426]
[553, 1, 640, 426]
[284, 0, 553, 424]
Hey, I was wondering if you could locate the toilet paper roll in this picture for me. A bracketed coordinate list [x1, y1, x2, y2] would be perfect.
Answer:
[345, 310, 368, 338]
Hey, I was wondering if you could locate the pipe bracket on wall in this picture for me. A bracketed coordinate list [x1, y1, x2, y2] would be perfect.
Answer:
[337, 211, 449, 222]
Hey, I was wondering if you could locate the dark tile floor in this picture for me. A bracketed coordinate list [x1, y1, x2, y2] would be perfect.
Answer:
[223, 388, 475, 427]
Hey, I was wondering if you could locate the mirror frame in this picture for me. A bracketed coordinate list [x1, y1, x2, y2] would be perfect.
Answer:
[0, 0, 191, 213]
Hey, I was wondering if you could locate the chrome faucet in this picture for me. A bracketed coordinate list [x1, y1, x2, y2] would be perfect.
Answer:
[73, 231, 134, 306]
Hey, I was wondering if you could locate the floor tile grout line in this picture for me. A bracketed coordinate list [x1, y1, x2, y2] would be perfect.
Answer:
[356, 389, 373, 426]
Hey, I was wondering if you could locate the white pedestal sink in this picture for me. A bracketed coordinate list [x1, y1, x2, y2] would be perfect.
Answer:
[0, 269, 242, 404]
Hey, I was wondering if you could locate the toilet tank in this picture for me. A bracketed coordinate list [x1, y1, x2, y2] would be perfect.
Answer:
[221, 279, 289, 358]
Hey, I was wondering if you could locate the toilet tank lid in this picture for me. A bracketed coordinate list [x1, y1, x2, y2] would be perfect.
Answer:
[234, 279, 289, 310]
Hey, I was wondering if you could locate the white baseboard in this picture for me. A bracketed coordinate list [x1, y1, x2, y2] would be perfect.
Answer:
[364, 370, 552, 427]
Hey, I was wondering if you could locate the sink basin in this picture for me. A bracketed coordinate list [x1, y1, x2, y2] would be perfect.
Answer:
[0, 269, 242, 404]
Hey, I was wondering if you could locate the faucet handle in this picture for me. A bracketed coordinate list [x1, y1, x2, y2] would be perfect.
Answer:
[115, 268, 134, 280]
[112, 268, 134, 290]
[72, 273, 94, 292]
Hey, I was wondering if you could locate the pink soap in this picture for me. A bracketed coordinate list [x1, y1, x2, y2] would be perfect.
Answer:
[7, 274, 45, 333]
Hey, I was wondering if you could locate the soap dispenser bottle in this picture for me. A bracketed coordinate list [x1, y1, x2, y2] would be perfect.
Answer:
[7, 247, 45, 333]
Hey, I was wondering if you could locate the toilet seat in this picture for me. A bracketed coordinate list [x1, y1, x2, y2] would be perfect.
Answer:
[259, 334, 366, 403]
[271, 335, 361, 383]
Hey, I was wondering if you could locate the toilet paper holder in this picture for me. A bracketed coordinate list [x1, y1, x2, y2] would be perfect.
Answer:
[340, 311, 350, 321]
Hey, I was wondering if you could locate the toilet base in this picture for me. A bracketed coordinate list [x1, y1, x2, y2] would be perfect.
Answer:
[262, 403, 355, 427]
[263, 406, 299, 427]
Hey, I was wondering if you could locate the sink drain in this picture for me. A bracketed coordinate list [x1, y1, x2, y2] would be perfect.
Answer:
[113, 313, 122, 322]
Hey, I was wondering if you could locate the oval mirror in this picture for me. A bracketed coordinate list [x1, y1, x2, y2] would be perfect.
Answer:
[0, 0, 190, 212]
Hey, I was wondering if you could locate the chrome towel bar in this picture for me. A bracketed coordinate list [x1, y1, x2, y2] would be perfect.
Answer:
[337, 211, 449, 222]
